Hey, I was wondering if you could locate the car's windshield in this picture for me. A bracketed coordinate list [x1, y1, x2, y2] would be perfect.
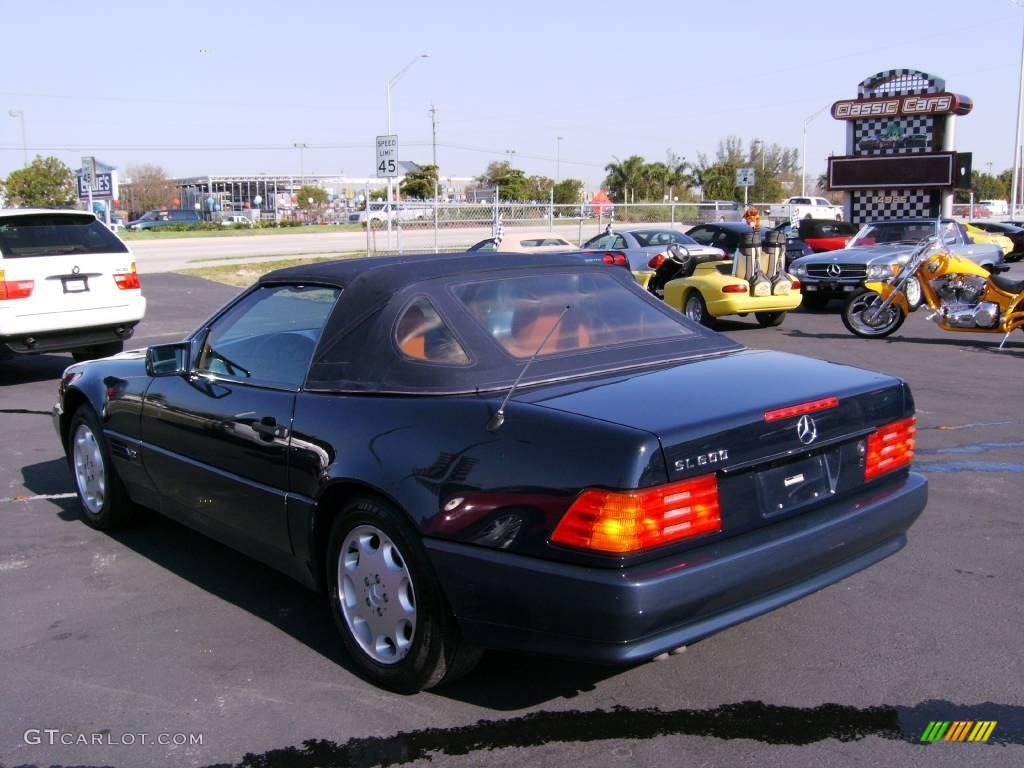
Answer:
[848, 222, 939, 247]
[630, 230, 698, 247]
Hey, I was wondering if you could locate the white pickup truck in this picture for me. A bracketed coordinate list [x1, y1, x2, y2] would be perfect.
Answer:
[766, 197, 844, 222]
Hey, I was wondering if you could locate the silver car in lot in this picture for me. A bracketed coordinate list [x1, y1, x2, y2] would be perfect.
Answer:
[788, 218, 1005, 310]
[581, 227, 725, 287]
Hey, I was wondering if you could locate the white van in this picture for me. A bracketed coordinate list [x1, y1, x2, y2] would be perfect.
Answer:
[0, 210, 146, 361]
[978, 200, 1009, 216]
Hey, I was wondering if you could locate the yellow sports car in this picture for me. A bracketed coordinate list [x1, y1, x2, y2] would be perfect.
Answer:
[964, 223, 1014, 256]
[653, 240, 802, 327]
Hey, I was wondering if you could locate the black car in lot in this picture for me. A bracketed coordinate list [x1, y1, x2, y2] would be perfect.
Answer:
[53, 252, 926, 692]
[686, 221, 813, 266]
[969, 220, 1024, 261]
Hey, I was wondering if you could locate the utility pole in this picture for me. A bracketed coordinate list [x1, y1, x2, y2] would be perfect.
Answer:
[429, 103, 438, 168]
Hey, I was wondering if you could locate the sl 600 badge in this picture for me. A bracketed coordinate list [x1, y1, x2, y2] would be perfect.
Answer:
[675, 449, 729, 472]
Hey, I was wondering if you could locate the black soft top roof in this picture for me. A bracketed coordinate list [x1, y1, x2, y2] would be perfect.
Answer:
[263, 252, 743, 395]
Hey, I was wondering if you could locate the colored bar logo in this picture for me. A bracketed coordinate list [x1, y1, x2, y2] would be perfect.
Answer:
[921, 721, 997, 742]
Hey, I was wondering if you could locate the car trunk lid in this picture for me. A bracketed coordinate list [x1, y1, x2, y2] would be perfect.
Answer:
[521, 350, 911, 534]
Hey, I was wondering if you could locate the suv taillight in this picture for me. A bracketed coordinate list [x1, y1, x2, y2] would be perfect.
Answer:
[865, 417, 916, 481]
[114, 263, 141, 290]
[0, 271, 34, 300]
[551, 474, 721, 554]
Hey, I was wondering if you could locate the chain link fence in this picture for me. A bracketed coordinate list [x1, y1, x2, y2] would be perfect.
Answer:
[365, 200, 756, 255]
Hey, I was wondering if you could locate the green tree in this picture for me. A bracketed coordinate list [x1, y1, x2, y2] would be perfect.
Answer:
[603, 155, 647, 202]
[399, 164, 439, 200]
[4, 156, 76, 208]
[524, 175, 555, 201]
[474, 160, 530, 201]
[972, 171, 1007, 201]
[298, 185, 328, 208]
[553, 178, 583, 205]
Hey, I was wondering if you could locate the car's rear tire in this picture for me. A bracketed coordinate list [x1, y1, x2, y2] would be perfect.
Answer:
[755, 311, 785, 327]
[68, 406, 135, 530]
[326, 496, 481, 693]
[71, 341, 124, 362]
[683, 292, 714, 327]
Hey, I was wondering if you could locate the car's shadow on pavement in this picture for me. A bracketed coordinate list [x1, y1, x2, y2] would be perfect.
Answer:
[20, 459, 623, 708]
[0, 353, 70, 386]
[436, 652, 626, 710]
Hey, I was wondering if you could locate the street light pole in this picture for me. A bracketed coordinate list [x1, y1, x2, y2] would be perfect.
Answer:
[1012, 3, 1024, 217]
[801, 104, 831, 197]
[8, 109, 26, 166]
[556, 136, 563, 183]
[386, 53, 429, 250]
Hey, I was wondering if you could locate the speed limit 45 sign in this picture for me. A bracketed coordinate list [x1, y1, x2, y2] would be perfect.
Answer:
[376, 135, 398, 178]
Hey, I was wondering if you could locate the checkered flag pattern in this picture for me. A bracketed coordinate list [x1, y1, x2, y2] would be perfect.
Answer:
[858, 69, 944, 98]
[851, 190, 934, 223]
[853, 115, 935, 156]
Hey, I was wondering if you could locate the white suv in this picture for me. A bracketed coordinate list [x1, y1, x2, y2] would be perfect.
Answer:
[0, 209, 146, 361]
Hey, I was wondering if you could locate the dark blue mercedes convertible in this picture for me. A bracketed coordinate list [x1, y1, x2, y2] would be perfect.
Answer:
[54, 252, 926, 692]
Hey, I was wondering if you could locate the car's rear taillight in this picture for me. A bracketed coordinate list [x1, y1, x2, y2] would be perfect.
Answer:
[0, 271, 34, 300]
[550, 474, 721, 554]
[722, 283, 748, 293]
[114, 263, 141, 290]
[648, 253, 666, 269]
[865, 417, 916, 480]
[791, 280, 801, 289]
[599, 251, 627, 265]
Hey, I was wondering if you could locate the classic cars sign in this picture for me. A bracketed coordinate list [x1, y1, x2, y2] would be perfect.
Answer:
[831, 93, 973, 120]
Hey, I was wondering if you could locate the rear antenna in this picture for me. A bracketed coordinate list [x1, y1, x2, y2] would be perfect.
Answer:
[487, 305, 571, 432]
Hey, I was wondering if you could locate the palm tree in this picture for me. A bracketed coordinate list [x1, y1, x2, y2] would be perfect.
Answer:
[603, 155, 646, 202]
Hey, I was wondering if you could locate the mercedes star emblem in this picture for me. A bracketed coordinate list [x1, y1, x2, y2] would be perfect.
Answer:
[796, 414, 818, 445]
[826, 263, 841, 277]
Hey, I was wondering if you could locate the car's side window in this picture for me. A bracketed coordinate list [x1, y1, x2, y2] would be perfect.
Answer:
[395, 297, 470, 365]
[196, 284, 340, 387]
[688, 227, 713, 245]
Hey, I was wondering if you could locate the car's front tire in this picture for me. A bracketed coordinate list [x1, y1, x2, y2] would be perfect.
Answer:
[801, 294, 830, 311]
[326, 497, 481, 693]
[68, 407, 135, 530]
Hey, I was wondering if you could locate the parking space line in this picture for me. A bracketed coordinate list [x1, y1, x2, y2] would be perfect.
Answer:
[0, 492, 76, 504]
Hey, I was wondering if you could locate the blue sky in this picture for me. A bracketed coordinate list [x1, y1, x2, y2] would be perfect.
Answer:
[2, 0, 1022, 192]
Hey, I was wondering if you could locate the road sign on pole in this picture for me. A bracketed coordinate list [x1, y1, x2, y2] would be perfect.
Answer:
[81, 156, 97, 189]
[736, 167, 755, 187]
[376, 135, 398, 178]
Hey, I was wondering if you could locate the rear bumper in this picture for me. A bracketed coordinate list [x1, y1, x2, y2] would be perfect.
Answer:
[706, 292, 803, 316]
[426, 471, 926, 663]
[0, 321, 138, 354]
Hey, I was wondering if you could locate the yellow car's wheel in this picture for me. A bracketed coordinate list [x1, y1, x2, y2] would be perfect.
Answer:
[683, 292, 714, 327]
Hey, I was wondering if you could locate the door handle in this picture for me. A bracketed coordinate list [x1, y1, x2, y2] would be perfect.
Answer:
[251, 416, 284, 442]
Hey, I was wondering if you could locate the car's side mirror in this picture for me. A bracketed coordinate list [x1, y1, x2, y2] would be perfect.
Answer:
[145, 342, 190, 377]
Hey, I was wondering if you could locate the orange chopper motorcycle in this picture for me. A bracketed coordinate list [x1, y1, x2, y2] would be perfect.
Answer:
[842, 236, 1024, 348]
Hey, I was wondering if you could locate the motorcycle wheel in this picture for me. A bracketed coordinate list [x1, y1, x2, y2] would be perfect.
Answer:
[841, 289, 906, 338]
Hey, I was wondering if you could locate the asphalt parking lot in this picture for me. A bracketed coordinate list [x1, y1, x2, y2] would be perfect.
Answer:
[2, 267, 1023, 768]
